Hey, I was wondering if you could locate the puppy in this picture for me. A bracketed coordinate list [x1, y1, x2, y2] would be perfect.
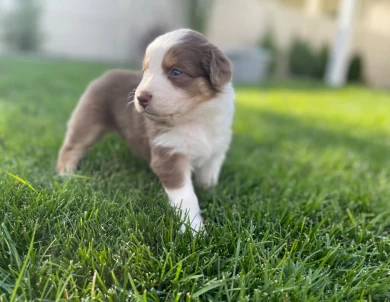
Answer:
[56, 29, 235, 232]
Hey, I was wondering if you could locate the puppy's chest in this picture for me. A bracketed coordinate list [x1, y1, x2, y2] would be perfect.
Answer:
[152, 123, 228, 166]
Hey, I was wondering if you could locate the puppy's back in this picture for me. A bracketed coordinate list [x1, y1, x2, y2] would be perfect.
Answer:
[87, 69, 142, 110]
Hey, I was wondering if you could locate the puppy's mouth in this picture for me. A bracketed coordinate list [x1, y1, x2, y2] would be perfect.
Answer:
[143, 110, 175, 121]
[134, 105, 172, 118]
[133, 99, 180, 121]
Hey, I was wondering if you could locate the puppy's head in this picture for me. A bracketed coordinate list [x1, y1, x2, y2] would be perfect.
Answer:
[134, 29, 232, 120]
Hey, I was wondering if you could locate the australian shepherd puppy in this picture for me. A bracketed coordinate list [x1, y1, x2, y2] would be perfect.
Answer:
[56, 29, 234, 232]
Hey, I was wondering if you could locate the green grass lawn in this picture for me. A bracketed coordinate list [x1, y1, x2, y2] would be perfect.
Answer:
[1, 57, 390, 301]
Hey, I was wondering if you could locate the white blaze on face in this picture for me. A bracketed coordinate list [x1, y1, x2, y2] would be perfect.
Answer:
[134, 29, 193, 117]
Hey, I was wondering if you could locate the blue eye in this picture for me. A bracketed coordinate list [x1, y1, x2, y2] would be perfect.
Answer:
[170, 69, 182, 77]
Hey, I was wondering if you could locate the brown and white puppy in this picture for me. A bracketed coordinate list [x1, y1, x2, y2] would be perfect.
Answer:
[56, 29, 234, 232]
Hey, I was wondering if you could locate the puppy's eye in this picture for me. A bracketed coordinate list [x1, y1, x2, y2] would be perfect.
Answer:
[170, 69, 182, 77]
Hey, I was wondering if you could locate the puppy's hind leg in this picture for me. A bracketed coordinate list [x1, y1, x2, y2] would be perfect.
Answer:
[56, 97, 108, 175]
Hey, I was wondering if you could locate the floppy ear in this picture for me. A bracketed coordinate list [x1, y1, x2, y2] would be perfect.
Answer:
[209, 47, 232, 91]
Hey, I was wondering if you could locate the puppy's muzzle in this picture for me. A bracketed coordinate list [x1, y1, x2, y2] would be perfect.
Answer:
[137, 92, 152, 108]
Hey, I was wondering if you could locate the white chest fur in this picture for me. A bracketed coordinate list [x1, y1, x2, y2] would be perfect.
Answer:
[152, 85, 235, 169]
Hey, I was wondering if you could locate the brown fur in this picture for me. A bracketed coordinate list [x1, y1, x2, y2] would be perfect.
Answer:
[150, 147, 189, 189]
[143, 53, 150, 71]
[162, 30, 232, 101]
[57, 70, 187, 189]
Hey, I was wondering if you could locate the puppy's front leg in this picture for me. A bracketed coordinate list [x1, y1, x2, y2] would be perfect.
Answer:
[151, 147, 204, 232]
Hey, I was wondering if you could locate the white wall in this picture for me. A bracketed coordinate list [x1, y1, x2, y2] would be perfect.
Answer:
[207, 0, 336, 51]
[363, 0, 390, 36]
[0, 0, 188, 63]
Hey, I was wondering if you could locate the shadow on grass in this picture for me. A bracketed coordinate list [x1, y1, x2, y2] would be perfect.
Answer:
[236, 107, 389, 163]
[207, 105, 390, 212]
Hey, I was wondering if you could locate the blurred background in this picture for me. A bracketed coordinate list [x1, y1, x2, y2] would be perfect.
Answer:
[0, 0, 389, 89]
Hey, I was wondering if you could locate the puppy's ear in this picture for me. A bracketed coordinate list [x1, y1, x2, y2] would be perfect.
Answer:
[208, 47, 232, 91]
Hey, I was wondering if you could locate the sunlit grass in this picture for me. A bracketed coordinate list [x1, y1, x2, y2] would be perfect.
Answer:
[1, 57, 390, 301]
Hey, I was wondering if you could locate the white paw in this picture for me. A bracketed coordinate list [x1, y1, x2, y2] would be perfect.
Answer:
[163, 172, 207, 234]
[165, 183, 205, 234]
[179, 214, 205, 234]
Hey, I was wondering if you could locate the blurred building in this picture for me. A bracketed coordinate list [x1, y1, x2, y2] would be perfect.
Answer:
[208, 0, 390, 89]
[0, 0, 389, 88]
[0, 0, 189, 63]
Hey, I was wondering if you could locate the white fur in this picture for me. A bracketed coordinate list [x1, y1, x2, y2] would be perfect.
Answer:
[134, 29, 194, 117]
[164, 170, 204, 232]
[155, 84, 234, 231]
[134, 29, 235, 233]
[152, 84, 235, 170]
[195, 153, 226, 189]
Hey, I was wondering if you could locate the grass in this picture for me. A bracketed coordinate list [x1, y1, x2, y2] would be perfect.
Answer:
[0, 57, 390, 301]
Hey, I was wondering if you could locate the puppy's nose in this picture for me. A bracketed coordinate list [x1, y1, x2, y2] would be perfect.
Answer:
[137, 92, 152, 108]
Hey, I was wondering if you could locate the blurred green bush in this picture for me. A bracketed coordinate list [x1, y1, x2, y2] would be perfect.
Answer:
[347, 54, 364, 83]
[260, 28, 279, 75]
[2, 0, 43, 52]
[288, 38, 363, 83]
[288, 38, 328, 79]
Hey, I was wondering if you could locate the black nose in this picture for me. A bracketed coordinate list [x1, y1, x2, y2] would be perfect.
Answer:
[137, 92, 152, 108]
